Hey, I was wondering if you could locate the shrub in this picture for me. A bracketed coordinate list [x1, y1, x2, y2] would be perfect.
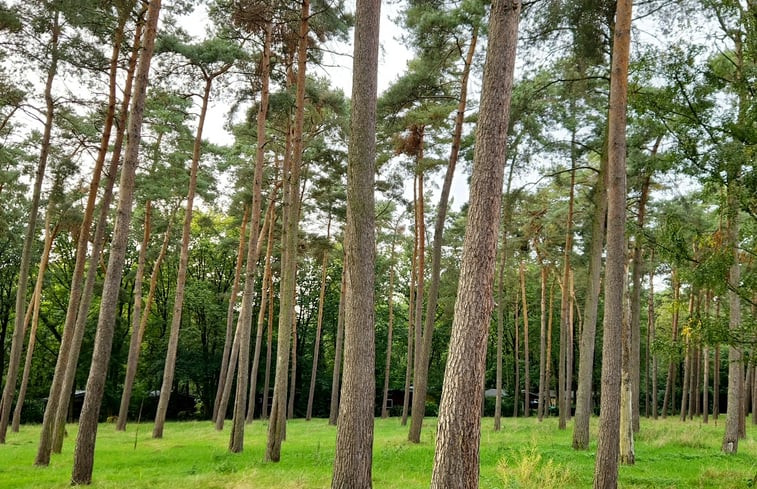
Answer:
[496, 446, 575, 489]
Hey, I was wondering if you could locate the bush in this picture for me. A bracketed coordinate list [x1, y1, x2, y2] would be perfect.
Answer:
[496, 446, 575, 489]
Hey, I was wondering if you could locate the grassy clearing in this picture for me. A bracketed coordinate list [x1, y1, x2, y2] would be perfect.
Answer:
[1, 417, 755, 488]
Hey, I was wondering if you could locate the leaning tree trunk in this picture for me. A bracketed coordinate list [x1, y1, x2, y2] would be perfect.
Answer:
[248, 195, 279, 423]
[430, 2, 520, 487]
[572, 144, 608, 449]
[408, 27, 478, 441]
[330, 1, 380, 483]
[266, 0, 309, 461]
[212, 206, 249, 422]
[594, 0, 632, 486]
[71, 1, 161, 483]
[306, 214, 332, 420]
[0, 12, 59, 444]
[117, 207, 173, 431]
[11, 212, 58, 432]
[155, 68, 227, 439]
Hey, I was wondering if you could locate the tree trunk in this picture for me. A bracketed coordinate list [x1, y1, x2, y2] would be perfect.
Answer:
[0, 11, 59, 444]
[248, 196, 278, 423]
[154, 70, 220, 439]
[593, 0, 632, 486]
[520, 261, 531, 417]
[401, 222, 417, 427]
[620, 265, 635, 465]
[116, 201, 152, 431]
[306, 215, 331, 420]
[408, 26, 478, 440]
[572, 141, 608, 449]
[381, 219, 400, 418]
[546, 279, 555, 417]
[330, 1, 379, 483]
[262, 270, 275, 420]
[649, 252, 658, 419]
[213, 206, 249, 422]
[266, 0, 309, 459]
[287, 314, 298, 420]
[408, 166, 426, 443]
[11, 212, 57, 432]
[538, 264, 548, 421]
[117, 206, 172, 431]
[328, 266, 347, 425]
[513, 290, 520, 417]
[662, 271, 680, 418]
[559, 138, 576, 430]
[430, 2, 520, 487]
[71, 2, 161, 482]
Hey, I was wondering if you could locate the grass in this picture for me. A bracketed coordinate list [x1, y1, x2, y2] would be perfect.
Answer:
[1, 416, 755, 488]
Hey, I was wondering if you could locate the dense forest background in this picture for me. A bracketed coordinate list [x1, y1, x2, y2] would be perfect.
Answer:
[0, 0, 755, 469]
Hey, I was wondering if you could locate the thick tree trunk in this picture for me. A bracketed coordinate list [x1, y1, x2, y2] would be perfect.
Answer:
[0, 12, 59, 444]
[117, 208, 172, 431]
[116, 201, 152, 430]
[306, 215, 331, 420]
[266, 0, 309, 460]
[213, 206, 249, 422]
[430, 2, 519, 487]
[71, 2, 161, 483]
[330, 1, 379, 483]
[593, 0, 632, 486]
[328, 267, 347, 425]
[408, 27, 478, 440]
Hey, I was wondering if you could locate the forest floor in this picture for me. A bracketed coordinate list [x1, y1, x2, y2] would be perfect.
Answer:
[1, 416, 755, 488]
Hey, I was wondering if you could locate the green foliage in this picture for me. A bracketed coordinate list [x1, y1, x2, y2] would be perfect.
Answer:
[497, 446, 576, 489]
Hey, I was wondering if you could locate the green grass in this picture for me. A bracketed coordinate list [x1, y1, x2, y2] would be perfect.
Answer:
[1, 417, 755, 488]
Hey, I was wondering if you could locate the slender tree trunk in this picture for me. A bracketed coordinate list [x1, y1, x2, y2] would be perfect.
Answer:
[11, 212, 57, 432]
[430, 2, 520, 486]
[494, 216, 507, 429]
[559, 139, 576, 430]
[680, 295, 693, 421]
[116, 201, 152, 430]
[546, 279, 555, 417]
[513, 291, 520, 417]
[0, 12, 59, 444]
[330, 1, 379, 482]
[409, 166, 426, 442]
[662, 271, 680, 418]
[306, 215, 332, 420]
[408, 27, 478, 441]
[213, 206, 249, 421]
[328, 266, 347, 425]
[71, 2, 161, 482]
[381, 220, 400, 419]
[620, 277, 635, 465]
[572, 143, 608, 448]
[262, 271, 275, 420]
[154, 71, 220, 439]
[287, 314, 298, 420]
[248, 198, 278, 423]
[593, 0, 632, 486]
[649, 253, 658, 419]
[714, 300, 721, 420]
[520, 261, 531, 416]
[401, 243, 415, 426]
[117, 207, 172, 431]
[267, 2, 309, 459]
[538, 264, 548, 421]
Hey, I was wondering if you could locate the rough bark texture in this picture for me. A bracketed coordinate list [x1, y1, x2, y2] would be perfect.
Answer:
[71, 1, 161, 483]
[408, 27, 477, 439]
[429, 2, 519, 487]
[0, 12, 59, 444]
[266, 0, 309, 460]
[593, 1, 632, 486]
[330, 1, 379, 484]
